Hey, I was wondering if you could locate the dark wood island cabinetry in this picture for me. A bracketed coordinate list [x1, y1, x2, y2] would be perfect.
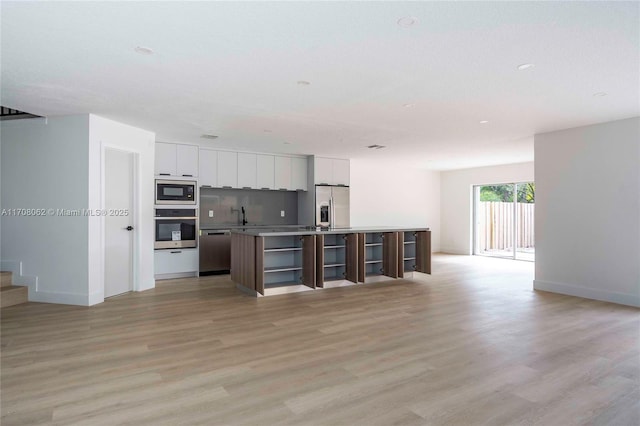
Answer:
[231, 227, 431, 296]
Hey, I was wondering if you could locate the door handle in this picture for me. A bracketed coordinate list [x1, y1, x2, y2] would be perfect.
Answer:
[125, 226, 134, 231]
[330, 198, 334, 228]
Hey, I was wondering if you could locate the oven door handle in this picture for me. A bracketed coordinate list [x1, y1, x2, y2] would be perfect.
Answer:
[154, 217, 198, 220]
[207, 231, 231, 236]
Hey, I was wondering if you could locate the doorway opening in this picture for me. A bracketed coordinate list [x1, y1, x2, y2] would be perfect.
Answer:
[473, 182, 535, 261]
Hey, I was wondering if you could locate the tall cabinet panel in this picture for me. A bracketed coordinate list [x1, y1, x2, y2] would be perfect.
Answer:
[256, 155, 275, 190]
[274, 156, 292, 190]
[199, 149, 218, 187]
[175, 144, 198, 177]
[415, 230, 432, 274]
[217, 151, 238, 188]
[155, 142, 176, 176]
[382, 232, 398, 278]
[291, 157, 308, 191]
[332, 159, 350, 186]
[237, 153, 257, 189]
[314, 157, 333, 185]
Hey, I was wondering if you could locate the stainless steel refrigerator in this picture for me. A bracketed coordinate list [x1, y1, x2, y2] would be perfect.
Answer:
[315, 185, 350, 228]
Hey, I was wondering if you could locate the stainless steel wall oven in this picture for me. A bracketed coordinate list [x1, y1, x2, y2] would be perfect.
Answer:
[155, 208, 198, 249]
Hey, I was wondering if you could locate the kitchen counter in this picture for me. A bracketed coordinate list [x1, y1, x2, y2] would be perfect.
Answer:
[200, 224, 304, 231]
[230, 226, 430, 236]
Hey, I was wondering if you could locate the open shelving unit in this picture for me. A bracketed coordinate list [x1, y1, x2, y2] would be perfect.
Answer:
[357, 232, 398, 283]
[231, 228, 430, 297]
[401, 232, 417, 273]
[364, 233, 384, 278]
[257, 235, 316, 295]
[316, 233, 358, 287]
[397, 230, 431, 278]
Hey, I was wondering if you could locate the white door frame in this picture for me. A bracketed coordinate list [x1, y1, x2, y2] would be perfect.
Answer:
[101, 144, 141, 295]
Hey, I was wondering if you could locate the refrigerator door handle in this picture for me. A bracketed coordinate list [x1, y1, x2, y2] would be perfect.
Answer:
[330, 197, 334, 228]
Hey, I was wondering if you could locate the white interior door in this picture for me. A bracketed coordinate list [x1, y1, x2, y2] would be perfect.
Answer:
[105, 148, 134, 298]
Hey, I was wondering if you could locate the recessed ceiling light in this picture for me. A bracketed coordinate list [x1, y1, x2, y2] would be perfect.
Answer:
[593, 92, 607, 97]
[403, 103, 414, 108]
[200, 134, 218, 139]
[397, 17, 417, 27]
[479, 120, 489, 124]
[297, 80, 311, 86]
[367, 144, 386, 149]
[134, 46, 154, 55]
[517, 63, 535, 71]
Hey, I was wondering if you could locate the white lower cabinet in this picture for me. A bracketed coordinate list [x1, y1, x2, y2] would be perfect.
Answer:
[155, 249, 198, 277]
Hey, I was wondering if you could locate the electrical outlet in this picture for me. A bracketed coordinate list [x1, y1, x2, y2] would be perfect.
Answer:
[208, 210, 214, 218]
[281, 210, 285, 217]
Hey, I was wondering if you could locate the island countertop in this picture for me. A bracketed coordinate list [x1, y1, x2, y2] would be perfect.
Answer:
[230, 226, 430, 237]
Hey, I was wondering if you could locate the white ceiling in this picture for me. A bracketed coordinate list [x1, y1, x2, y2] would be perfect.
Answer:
[2, 1, 638, 170]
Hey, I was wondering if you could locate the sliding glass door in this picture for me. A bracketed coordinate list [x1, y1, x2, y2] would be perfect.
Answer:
[473, 182, 535, 261]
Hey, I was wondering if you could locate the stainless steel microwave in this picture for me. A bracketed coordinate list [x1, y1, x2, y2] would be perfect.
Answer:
[155, 179, 196, 205]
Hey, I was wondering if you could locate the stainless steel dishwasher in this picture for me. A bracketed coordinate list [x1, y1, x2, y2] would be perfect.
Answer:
[199, 230, 231, 273]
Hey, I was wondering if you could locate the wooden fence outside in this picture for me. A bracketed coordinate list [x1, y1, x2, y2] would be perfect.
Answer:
[477, 202, 535, 251]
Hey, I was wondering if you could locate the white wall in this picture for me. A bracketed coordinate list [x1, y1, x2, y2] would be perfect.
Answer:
[88, 115, 156, 305]
[534, 117, 640, 307]
[1, 115, 91, 304]
[350, 159, 440, 252]
[440, 162, 534, 254]
[0, 114, 155, 306]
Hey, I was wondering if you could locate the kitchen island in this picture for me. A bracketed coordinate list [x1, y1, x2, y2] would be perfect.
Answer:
[231, 227, 431, 296]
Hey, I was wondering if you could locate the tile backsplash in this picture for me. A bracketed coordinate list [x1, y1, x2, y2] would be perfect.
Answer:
[199, 187, 298, 227]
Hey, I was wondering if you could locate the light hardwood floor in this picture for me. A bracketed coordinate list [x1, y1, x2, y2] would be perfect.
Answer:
[1, 254, 638, 425]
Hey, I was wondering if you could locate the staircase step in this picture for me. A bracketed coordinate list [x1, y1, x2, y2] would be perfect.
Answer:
[1, 285, 28, 308]
[1, 271, 13, 288]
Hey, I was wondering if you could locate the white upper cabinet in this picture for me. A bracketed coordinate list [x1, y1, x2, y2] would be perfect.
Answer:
[217, 151, 238, 188]
[274, 156, 292, 190]
[314, 157, 350, 186]
[176, 144, 198, 177]
[237, 153, 257, 189]
[199, 149, 218, 187]
[291, 157, 308, 191]
[155, 142, 199, 178]
[256, 155, 275, 190]
[332, 158, 350, 186]
[155, 142, 176, 176]
[314, 157, 333, 185]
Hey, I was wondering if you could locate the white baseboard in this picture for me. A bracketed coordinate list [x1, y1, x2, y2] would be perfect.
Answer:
[155, 272, 198, 281]
[439, 248, 471, 255]
[534, 279, 640, 308]
[30, 289, 91, 306]
[2, 259, 94, 306]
